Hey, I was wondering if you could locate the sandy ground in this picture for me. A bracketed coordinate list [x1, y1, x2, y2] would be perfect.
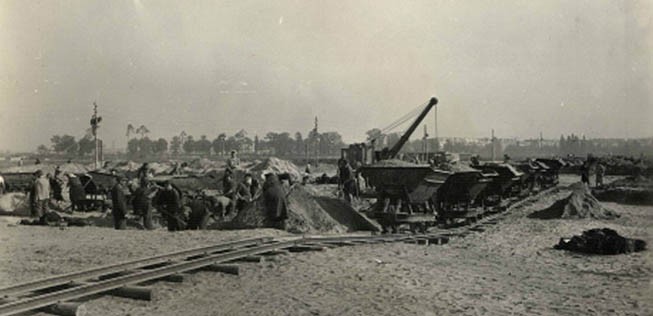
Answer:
[0, 175, 650, 315]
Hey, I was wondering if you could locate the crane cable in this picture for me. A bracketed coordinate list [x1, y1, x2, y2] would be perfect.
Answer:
[368, 100, 429, 143]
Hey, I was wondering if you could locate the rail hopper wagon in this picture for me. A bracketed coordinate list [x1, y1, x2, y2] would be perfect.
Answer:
[435, 170, 495, 222]
[472, 163, 524, 200]
[361, 164, 451, 233]
[535, 158, 566, 187]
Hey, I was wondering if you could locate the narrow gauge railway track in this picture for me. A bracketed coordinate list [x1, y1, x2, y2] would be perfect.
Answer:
[0, 186, 557, 316]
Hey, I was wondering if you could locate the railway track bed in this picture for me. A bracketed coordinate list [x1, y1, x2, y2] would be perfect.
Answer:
[0, 186, 558, 316]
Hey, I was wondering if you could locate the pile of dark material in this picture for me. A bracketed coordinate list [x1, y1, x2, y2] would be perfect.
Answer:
[529, 183, 619, 220]
[19, 211, 90, 227]
[555, 228, 646, 255]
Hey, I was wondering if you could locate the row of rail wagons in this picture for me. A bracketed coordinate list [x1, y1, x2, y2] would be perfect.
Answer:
[361, 158, 566, 233]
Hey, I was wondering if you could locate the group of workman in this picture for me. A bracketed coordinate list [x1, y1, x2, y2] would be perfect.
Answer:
[109, 151, 291, 231]
[580, 161, 607, 188]
[25, 167, 86, 222]
[19, 151, 291, 232]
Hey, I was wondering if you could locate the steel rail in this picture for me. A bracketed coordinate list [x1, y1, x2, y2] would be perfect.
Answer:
[0, 237, 273, 297]
[0, 185, 560, 315]
[0, 239, 300, 316]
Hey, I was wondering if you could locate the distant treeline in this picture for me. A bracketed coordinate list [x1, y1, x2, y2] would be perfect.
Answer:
[37, 128, 653, 161]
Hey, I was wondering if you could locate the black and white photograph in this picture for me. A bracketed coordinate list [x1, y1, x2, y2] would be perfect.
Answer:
[0, 1, 651, 315]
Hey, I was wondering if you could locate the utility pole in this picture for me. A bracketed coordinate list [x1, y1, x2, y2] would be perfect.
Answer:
[491, 129, 496, 161]
[313, 116, 319, 167]
[434, 104, 438, 152]
[423, 124, 429, 162]
[90, 101, 102, 169]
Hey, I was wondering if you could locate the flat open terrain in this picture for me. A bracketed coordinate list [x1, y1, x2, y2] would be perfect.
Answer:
[0, 175, 651, 316]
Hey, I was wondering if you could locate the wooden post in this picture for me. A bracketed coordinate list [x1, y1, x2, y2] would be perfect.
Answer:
[199, 264, 240, 275]
[45, 302, 87, 316]
[160, 274, 186, 283]
[108, 285, 153, 301]
[234, 256, 265, 263]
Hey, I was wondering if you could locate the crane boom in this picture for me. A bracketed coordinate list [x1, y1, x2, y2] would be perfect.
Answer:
[385, 97, 438, 159]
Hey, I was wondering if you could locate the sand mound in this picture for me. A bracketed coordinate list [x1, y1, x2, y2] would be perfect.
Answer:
[2, 163, 89, 174]
[555, 228, 646, 255]
[227, 185, 347, 234]
[529, 183, 619, 220]
[372, 159, 417, 167]
[249, 157, 302, 181]
[0, 193, 31, 216]
[148, 162, 175, 175]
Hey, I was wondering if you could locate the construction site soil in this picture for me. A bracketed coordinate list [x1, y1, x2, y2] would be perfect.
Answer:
[529, 183, 620, 220]
[593, 176, 653, 206]
[0, 175, 650, 315]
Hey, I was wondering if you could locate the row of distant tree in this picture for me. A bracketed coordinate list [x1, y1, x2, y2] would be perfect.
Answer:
[37, 128, 653, 160]
[124, 124, 347, 158]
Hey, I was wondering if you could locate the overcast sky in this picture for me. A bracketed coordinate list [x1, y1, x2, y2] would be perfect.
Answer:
[1, 0, 651, 152]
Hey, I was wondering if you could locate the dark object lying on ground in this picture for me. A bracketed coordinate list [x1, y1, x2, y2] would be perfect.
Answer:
[315, 173, 338, 185]
[19, 211, 90, 227]
[555, 228, 646, 255]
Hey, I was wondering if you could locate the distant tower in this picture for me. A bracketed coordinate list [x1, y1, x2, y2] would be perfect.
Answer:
[539, 131, 543, 149]
[90, 102, 103, 169]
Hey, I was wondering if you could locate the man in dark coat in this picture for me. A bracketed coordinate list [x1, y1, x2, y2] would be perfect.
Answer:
[67, 174, 85, 211]
[263, 173, 288, 230]
[339, 160, 356, 203]
[50, 168, 64, 202]
[235, 173, 253, 212]
[187, 192, 214, 230]
[132, 179, 156, 230]
[110, 176, 128, 230]
[159, 181, 184, 231]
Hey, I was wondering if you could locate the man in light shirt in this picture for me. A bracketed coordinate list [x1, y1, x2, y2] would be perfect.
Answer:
[32, 170, 50, 219]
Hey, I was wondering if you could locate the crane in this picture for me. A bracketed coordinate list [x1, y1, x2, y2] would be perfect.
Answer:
[377, 97, 438, 160]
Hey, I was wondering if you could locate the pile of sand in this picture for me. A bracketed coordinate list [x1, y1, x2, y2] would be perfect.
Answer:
[2, 163, 89, 174]
[529, 183, 619, 220]
[148, 162, 175, 175]
[555, 228, 646, 255]
[226, 185, 347, 234]
[249, 157, 303, 181]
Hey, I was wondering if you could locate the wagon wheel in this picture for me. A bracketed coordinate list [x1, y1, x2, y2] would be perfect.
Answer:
[409, 223, 418, 234]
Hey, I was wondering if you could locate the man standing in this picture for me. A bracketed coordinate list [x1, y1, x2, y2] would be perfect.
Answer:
[32, 170, 50, 220]
[132, 179, 156, 230]
[263, 173, 288, 230]
[596, 163, 606, 188]
[580, 163, 590, 186]
[67, 174, 85, 211]
[159, 181, 184, 231]
[110, 176, 128, 230]
[227, 150, 240, 171]
[50, 168, 64, 203]
[339, 160, 356, 203]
